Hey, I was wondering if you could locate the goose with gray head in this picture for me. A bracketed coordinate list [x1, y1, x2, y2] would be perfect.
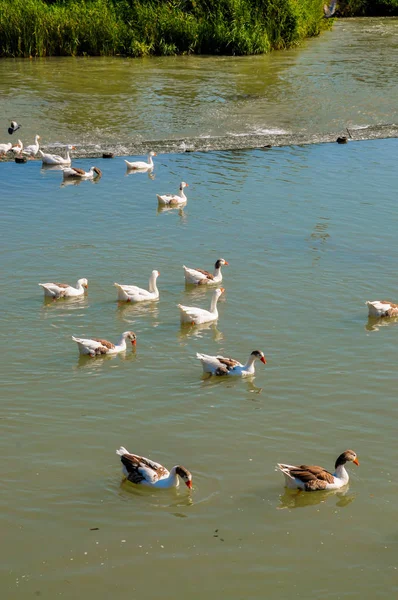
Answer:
[116, 447, 192, 490]
[38, 278, 88, 299]
[72, 331, 136, 357]
[114, 270, 160, 302]
[277, 450, 359, 491]
[157, 182, 188, 206]
[183, 258, 229, 285]
[178, 287, 224, 325]
[196, 350, 266, 377]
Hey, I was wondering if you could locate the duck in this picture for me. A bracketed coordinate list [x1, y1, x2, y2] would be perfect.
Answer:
[39, 145, 76, 165]
[10, 139, 23, 155]
[62, 166, 102, 179]
[116, 447, 192, 489]
[8, 121, 21, 135]
[178, 287, 224, 325]
[276, 449, 359, 491]
[0, 142, 12, 155]
[38, 278, 88, 299]
[125, 151, 156, 170]
[157, 182, 188, 206]
[366, 300, 398, 318]
[183, 258, 229, 285]
[114, 270, 160, 302]
[196, 350, 267, 376]
[22, 134, 41, 157]
[72, 331, 136, 357]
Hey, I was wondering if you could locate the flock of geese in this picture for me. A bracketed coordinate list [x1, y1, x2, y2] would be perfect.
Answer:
[8, 124, 396, 493]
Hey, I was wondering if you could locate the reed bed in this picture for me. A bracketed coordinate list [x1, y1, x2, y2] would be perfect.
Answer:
[0, 0, 330, 58]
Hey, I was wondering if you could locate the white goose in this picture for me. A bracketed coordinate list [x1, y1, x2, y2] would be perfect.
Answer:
[366, 300, 398, 318]
[178, 287, 224, 324]
[10, 139, 23, 155]
[196, 350, 266, 376]
[23, 134, 41, 157]
[0, 142, 12, 155]
[114, 270, 160, 302]
[72, 331, 136, 357]
[62, 166, 102, 179]
[116, 447, 192, 489]
[157, 182, 188, 206]
[39, 145, 76, 165]
[38, 278, 88, 299]
[183, 258, 228, 285]
[125, 151, 156, 170]
[277, 449, 359, 491]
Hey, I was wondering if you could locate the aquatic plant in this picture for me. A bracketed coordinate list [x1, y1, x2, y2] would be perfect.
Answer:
[0, 0, 331, 58]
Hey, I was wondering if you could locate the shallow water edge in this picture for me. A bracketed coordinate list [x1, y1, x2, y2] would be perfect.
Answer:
[2, 123, 397, 160]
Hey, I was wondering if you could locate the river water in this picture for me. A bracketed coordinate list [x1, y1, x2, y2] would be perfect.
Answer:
[1, 18, 398, 600]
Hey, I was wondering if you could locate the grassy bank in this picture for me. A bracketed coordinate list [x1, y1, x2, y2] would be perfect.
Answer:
[0, 0, 329, 58]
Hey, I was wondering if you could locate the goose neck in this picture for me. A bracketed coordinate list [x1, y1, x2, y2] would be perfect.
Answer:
[210, 293, 220, 313]
[243, 354, 257, 373]
[333, 464, 349, 484]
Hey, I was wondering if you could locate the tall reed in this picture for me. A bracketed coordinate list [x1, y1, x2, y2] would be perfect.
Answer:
[0, 0, 330, 58]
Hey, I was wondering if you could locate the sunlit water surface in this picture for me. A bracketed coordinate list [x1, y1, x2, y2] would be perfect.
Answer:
[1, 139, 398, 599]
[1, 14, 398, 600]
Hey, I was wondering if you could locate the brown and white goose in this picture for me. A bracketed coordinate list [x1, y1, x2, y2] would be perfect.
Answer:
[157, 182, 188, 206]
[277, 450, 359, 491]
[116, 447, 192, 490]
[62, 166, 102, 179]
[72, 331, 136, 357]
[114, 270, 160, 302]
[196, 350, 266, 376]
[183, 258, 229, 285]
[366, 300, 398, 318]
[38, 278, 88, 299]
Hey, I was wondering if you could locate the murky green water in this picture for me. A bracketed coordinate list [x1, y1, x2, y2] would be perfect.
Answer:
[1, 17, 398, 600]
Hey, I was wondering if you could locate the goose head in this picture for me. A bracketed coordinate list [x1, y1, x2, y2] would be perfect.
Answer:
[92, 167, 102, 176]
[180, 182, 189, 191]
[215, 258, 229, 269]
[335, 450, 359, 468]
[123, 331, 137, 346]
[251, 350, 267, 364]
[175, 466, 193, 489]
[77, 278, 88, 289]
[149, 151, 157, 157]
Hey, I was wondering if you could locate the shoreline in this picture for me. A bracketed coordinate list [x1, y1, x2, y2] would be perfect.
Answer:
[2, 123, 397, 161]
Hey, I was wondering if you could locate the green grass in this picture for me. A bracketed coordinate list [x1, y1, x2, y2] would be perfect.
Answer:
[0, 0, 331, 58]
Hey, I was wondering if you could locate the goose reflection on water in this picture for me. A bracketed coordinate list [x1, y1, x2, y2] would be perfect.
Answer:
[118, 477, 194, 508]
[277, 487, 356, 510]
[157, 206, 187, 223]
[365, 315, 398, 332]
[116, 298, 160, 322]
[178, 320, 224, 342]
[61, 175, 102, 187]
[125, 167, 155, 180]
[41, 294, 88, 314]
[76, 348, 137, 370]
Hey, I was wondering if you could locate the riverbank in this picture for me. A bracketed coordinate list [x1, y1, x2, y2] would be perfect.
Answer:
[0, 0, 330, 58]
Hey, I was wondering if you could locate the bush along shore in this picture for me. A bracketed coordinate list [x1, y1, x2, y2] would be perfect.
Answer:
[0, 0, 332, 58]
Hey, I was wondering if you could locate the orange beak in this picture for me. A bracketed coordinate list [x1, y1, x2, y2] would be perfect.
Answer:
[131, 339, 137, 346]
[353, 458, 359, 466]
[224, 261, 229, 265]
[186, 480, 192, 489]
[220, 287, 225, 293]
[84, 284, 88, 289]
[260, 356, 267, 364]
